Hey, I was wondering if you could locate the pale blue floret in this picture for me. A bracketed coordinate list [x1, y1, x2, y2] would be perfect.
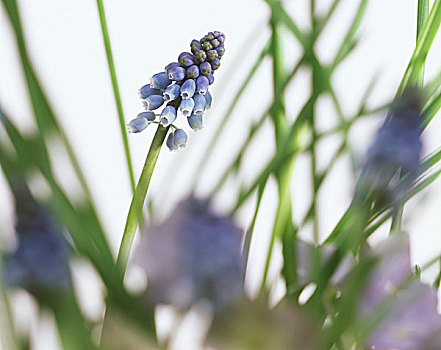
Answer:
[181, 79, 196, 99]
[179, 98, 195, 117]
[173, 129, 188, 148]
[143, 95, 164, 110]
[127, 112, 155, 133]
[139, 84, 161, 99]
[138, 111, 156, 121]
[205, 91, 213, 109]
[163, 84, 181, 102]
[166, 132, 179, 151]
[186, 65, 200, 79]
[196, 76, 209, 95]
[165, 62, 180, 74]
[168, 66, 186, 81]
[150, 72, 171, 89]
[207, 74, 215, 85]
[193, 93, 206, 115]
[160, 106, 177, 127]
[188, 113, 203, 131]
[178, 52, 194, 67]
[199, 62, 212, 76]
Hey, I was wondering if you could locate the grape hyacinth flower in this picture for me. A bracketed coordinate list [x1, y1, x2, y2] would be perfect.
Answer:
[160, 106, 177, 127]
[2, 181, 72, 296]
[127, 31, 225, 151]
[163, 84, 180, 102]
[142, 95, 164, 110]
[188, 113, 203, 131]
[138, 84, 160, 99]
[127, 111, 155, 133]
[180, 79, 196, 99]
[356, 87, 423, 206]
[359, 233, 441, 350]
[135, 197, 244, 312]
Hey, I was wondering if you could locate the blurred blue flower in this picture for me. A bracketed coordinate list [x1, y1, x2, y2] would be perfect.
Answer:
[3, 182, 71, 295]
[361, 233, 441, 350]
[135, 197, 244, 312]
[356, 87, 423, 206]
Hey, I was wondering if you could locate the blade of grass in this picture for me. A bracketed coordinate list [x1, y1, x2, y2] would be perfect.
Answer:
[209, 57, 304, 200]
[191, 38, 271, 188]
[394, 0, 441, 99]
[96, 0, 136, 193]
[1, 0, 93, 201]
[391, 0, 430, 232]
[330, 0, 367, 70]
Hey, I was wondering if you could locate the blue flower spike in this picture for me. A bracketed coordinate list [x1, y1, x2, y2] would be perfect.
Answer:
[163, 84, 181, 102]
[188, 113, 204, 131]
[150, 72, 171, 89]
[132, 31, 225, 147]
[181, 79, 196, 99]
[160, 106, 177, 127]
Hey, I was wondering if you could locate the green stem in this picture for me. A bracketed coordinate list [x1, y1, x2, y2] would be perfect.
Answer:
[117, 125, 169, 273]
[96, 0, 136, 194]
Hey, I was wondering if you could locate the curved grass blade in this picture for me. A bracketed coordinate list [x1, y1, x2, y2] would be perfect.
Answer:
[96, 0, 136, 193]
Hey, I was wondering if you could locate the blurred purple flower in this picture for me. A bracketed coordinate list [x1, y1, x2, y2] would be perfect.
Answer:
[356, 87, 423, 205]
[2, 182, 71, 295]
[135, 197, 244, 312]
[361, 233, 441, 349]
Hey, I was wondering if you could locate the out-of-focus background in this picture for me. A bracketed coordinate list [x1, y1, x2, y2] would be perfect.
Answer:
[1, 1, 441, 348]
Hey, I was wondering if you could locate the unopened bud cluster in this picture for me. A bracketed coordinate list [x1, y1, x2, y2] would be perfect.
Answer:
[127, 31, 225, 151]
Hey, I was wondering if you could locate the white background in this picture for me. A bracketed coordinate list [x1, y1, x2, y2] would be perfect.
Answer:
[1, 1, 441, 349]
